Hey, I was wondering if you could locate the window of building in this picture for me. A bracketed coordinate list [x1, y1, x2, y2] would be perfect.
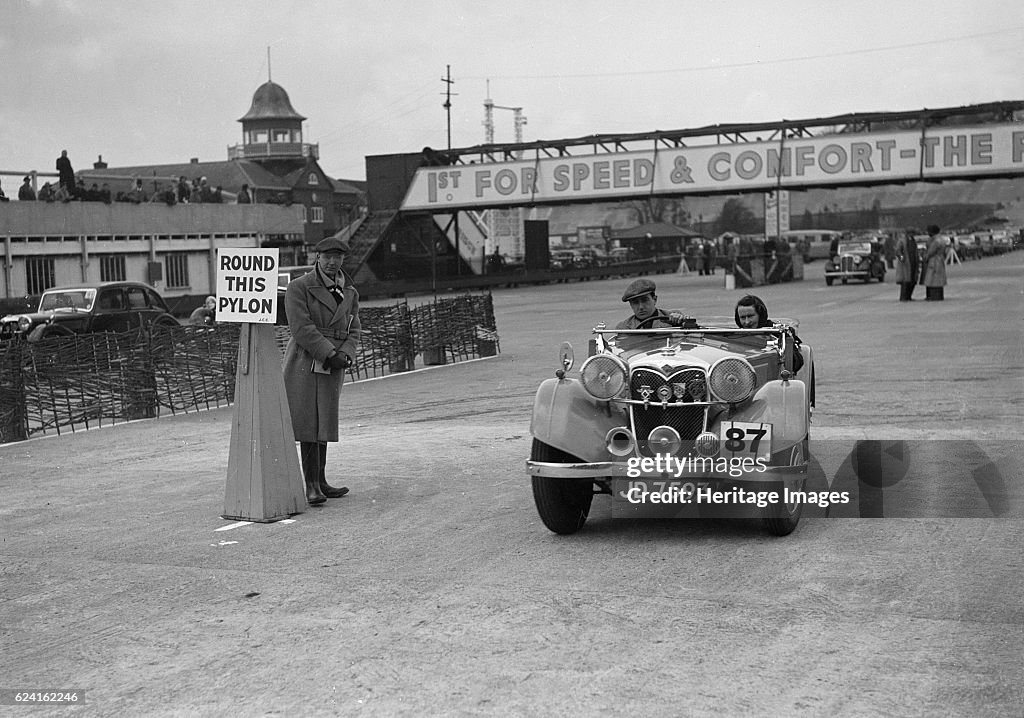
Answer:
[273, 129, 290, 143]
[99, 254, 126, 282]
[299, 205, 307, 223]
[164, 253, 190, 289]
[252, 130, 268, 143]
[308, 174, 319, 185]
[311, 206, 324, 223]
[26, 257, 55, 295]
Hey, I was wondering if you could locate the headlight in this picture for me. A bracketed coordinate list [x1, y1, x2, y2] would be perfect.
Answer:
[709, 357, 757, 403]
[579, 354, 627, 400]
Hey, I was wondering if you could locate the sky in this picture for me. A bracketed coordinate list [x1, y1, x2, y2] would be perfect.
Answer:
[2, 0, 1024, 182]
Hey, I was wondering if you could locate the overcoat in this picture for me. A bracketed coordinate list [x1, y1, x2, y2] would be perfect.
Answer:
[893, 235, 919, 284]
[282, 268, 361, 442]
[922, 237, 948, 287]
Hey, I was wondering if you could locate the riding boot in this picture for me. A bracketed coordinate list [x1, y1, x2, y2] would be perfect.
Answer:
[317, 442, 349, 498]
[300, 441, 326, 505]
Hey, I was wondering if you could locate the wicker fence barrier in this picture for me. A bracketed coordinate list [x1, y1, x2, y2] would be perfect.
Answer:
[0, 293, 497, 443]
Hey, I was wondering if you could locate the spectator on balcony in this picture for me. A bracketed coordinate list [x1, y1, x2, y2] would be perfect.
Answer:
[38, 182, 56, 202]
[85, 183, 101, 202]
[18, 177, 36, 201]
[211, 186, 224, 203]
[176, 176, 191, 204]
[0, 180, 8, 202]
[236, 184, 252, 204]
[189, 178, 202, 203]
[199, 177, 214, 203]
[124, 179, 148, 204]
[99, 183, 112, 204]
[75, 178, 87, 200]
[56, 150, 75, 194]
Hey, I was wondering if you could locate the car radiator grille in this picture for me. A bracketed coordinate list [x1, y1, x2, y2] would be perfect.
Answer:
[841, 256, 858, 272]
[630, 368, 707, 456]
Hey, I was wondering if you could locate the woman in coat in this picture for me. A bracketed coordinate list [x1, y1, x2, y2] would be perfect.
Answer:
[894, 230, 920, 301]
[282, 236, 361, 504]
[920, 225, 948, 301]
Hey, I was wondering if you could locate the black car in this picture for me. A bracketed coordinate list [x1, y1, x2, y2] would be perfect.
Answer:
[824, 240, 886, 285]
[0, 281, 179, 342]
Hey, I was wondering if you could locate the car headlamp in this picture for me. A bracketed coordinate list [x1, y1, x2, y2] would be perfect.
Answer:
[709, 357, 757, 403]
[579, 355, 627, 400]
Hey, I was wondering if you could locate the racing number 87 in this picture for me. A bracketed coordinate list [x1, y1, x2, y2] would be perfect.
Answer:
[720, 422, 772, 460]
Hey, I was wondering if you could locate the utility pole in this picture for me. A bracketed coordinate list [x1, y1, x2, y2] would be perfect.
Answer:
[441, 65, 456, 151]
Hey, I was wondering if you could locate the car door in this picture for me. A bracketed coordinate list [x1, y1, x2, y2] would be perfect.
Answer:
[93, 287, 132, 332]
[125, 286, 149, 329]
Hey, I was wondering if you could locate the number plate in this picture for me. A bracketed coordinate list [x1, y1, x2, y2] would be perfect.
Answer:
[720, 421, 772, 461]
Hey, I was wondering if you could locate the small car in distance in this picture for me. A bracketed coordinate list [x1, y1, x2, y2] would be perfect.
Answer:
[527, 317, 813, 536]
[0, 281, 179, 342]
[825, 240, 886, 285]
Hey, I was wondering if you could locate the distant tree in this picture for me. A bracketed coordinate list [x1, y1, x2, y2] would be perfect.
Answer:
[714, 198, 760, 234]
[622, 197, 691, 227]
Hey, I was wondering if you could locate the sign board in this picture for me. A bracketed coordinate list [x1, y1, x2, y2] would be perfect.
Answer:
[764, 190, 791, 238]
[401, 123, 1024, 210]
[215, 248, 278, 324]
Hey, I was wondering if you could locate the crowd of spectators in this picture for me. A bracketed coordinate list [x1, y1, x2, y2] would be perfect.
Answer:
[6, 151, 255, 207]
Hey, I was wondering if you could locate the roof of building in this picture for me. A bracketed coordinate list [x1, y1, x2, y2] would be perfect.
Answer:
[238, 81, 306, 122]
[79, 160, 364, 202]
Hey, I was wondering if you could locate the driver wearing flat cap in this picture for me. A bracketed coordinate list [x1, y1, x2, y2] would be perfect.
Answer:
[281, 233, 361, 505]
[616, 278, 689, 329]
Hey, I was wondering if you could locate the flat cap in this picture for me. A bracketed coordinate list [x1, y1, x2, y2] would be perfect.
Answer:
[315, 235, 351, 254]
[621, 278, 656, 302]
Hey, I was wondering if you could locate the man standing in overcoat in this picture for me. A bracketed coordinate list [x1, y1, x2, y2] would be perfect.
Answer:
[895, 230, 920, 302]
[283, 236, 361, 504]
[921, 224, 948, 301]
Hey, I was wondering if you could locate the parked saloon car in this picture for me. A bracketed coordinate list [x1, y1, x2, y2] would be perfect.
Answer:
[527, 317, 814, 536]
[0, 281, 179, 342]
[824, 239, 886, 285]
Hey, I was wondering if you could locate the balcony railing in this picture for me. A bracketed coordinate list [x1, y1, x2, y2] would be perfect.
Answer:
[227, 142, 319, 160]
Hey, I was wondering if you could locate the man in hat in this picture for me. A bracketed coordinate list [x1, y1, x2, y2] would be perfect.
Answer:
[616, 278, 689, 329]
[282, 235, 361, 504]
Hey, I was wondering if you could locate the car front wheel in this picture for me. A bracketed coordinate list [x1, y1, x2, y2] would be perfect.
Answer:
[530, 439, 593, 535]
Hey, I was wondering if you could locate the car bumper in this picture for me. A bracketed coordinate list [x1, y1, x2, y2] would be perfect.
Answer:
[526, 459, 806, 483]
[824, 269, 870, 279]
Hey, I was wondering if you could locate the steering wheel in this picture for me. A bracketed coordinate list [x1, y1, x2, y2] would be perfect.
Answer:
[635, 313, 673, 329]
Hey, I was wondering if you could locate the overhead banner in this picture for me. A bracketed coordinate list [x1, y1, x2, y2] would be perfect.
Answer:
[401, 124, 1024, 210]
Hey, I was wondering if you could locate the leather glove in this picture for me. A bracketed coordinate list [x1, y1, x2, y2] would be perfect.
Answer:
[325, 352, 350, 371]
[667, 312, 685, 326]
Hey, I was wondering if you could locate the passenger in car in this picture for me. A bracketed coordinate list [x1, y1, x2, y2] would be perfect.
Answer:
[615, 278, 689, 329]
[734, 294, 805, 376]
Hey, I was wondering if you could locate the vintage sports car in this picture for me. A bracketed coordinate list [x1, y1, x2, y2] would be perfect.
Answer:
[825, 240, 886, 285]
[0, 281, 178, 342]
[527, 317, 813, 536]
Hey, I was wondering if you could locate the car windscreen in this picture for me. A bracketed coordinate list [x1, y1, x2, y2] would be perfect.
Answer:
[39, 289, 96, 311]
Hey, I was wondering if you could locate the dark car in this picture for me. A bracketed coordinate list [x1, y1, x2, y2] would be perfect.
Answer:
[824, 240, 886, 285]
[0, 281, 179, 342]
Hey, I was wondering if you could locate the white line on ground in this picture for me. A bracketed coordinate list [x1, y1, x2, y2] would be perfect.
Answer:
[215, 521, 253, 532]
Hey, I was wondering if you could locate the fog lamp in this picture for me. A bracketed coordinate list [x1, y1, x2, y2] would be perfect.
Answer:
[647, 425, 682, 456]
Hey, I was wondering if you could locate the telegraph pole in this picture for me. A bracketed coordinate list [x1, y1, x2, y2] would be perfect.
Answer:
[441, 65, 456, 151]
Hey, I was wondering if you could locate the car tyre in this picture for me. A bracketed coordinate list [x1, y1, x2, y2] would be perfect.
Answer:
[530, 439, 593, 535]
[763, 443, 806, 536]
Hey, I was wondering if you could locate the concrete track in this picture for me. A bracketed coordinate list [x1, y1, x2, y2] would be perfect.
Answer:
[1, 252, 1022, 716]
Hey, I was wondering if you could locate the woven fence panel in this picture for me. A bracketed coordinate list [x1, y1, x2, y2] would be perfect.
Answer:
[0, 294, 499, 443]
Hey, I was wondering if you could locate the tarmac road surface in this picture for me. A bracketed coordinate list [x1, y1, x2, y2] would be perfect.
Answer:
[1, 252, 1022, 716]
